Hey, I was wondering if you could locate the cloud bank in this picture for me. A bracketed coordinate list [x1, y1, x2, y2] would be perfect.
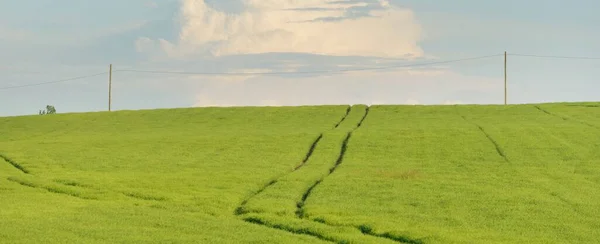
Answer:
[140, 0, 424, 58]
[124, 0, 502, 109]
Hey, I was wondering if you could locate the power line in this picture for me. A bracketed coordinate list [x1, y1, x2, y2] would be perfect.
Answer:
[115, 54, 503, 76]
[509, 53, 600, 60]
[0, 72, 108, 90]
[12, 53, 596, 90]
[1, 53, 597, 88]
[0, 54, 501, 90]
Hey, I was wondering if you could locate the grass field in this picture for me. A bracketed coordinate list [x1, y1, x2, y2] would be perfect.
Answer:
[1, 102, 599, 243]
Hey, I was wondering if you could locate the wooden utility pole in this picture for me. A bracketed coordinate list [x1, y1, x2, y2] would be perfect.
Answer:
[108, 64, 112, 111]
[504, 52, 507, 105]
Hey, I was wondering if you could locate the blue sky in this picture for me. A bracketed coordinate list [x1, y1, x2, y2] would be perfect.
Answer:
[1, 0, 600, 116]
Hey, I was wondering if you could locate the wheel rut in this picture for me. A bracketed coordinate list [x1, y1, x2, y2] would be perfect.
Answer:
[535, 105, 599, 129]
[296, 107, 370, 218]
[296, 131, 352, 218]
[235, 106, 353, 215]
[1, 153, 163, 202]
[0, 153, 29, 174]
[334, 106, 352, 128]
[235, 105, 417, 243]
[454, 108, 509, 162]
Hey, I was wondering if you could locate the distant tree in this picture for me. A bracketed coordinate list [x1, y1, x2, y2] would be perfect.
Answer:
[46, 105, 56, 114]
[39, 105, 56, 115]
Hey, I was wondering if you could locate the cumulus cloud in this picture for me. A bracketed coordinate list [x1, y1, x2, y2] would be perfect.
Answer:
[124, 0, 505, 109]
[135, 37, 155, 53]
[142, 0, 424, 58]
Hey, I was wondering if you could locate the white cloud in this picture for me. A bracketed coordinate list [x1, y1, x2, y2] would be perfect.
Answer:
[135, 37, 156, 53]
[124, 1, 506, 109]
[147, 0, 423, 58]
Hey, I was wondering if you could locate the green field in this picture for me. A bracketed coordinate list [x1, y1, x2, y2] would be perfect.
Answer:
[1, 103, 599, 243]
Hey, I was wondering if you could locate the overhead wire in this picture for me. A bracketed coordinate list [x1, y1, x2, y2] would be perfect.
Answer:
[509, 53, 600, 60]
[0, 54, 501, 90]
[0, 72, 108, 90]
[5, 52, 599, 90]
[114, 54, 503, 76]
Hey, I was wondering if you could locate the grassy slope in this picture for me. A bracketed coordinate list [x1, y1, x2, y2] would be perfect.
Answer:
[1, 102, 599, 243]
[0, 106, 347, 243]
[306, 103, 600, 243]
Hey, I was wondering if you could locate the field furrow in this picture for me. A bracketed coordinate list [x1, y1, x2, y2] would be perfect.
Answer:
[242, 213, 403, 244]
[456, 110, 509, 162]
[234, 133, 325, 215]
[298, 106, 370, 218]
[297, 132, 352, 218]
[296, 134, 325, 170]
[0, 153, 29, 174]
[536, 104, 600, 130]
[334, 106, 352, 128]
[0, 156, 173, 202]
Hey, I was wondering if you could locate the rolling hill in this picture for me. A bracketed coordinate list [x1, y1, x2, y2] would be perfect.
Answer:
[1, 102, 599, 243]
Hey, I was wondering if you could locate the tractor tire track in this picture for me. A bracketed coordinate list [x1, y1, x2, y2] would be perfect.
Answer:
[0, 153, 29, 174]
[334, 106, 352, 128]
[7, 172, 163, 202]
[236, 106, 417, 243]
[310, 216, 427, 243]
[243, 214, 419, 244]
[235, 108, 352, 215]
[454, 108, 509, 162]
[295, 134, 324, 171]
[6, 177, 98, 200]
[292, 106, 423, 243]
[358, 224, 425, 244]
[534, 105, 599, 129]
[534, 105, 568, 121]
[243, 216, 337, 243]
[242, 213, 408, 244]
[296, 106, 369, 218]
[235, 179, 279, 215]
[235, 134, 323, 215]
[296, 132, 351, 218]
[1, 153, 99, 200]
[565, 104, 600, 108]
[357, 106, 370, 128]
[470, 121, 508, 162]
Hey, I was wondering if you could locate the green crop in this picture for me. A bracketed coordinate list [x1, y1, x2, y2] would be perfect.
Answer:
[1, 102, 599, 243]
